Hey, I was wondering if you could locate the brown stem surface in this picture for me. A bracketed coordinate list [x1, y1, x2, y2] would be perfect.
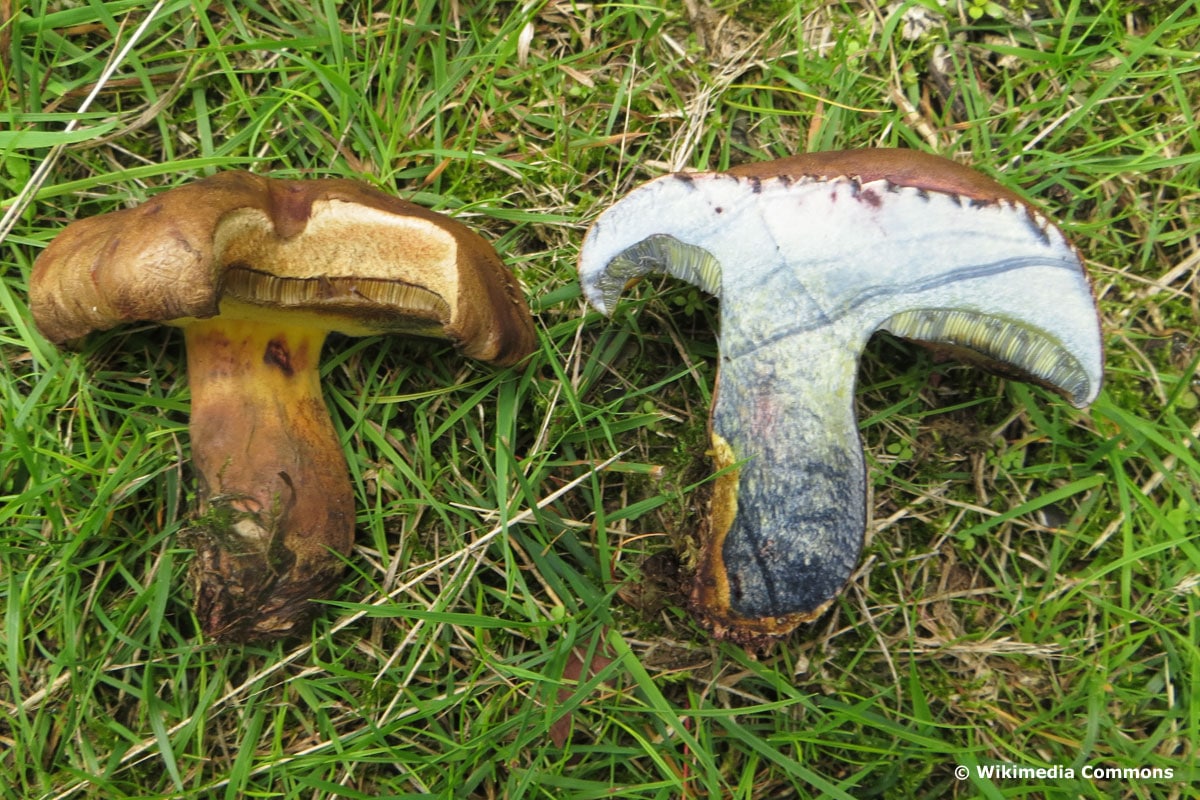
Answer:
[184, 317, 354, 641]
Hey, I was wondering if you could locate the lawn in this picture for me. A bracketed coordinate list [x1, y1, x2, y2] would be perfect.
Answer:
[2, 1, 1198, 798]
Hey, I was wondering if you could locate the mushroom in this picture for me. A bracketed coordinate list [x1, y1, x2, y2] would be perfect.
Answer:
[30, 171, 537, 642]
[578, 149, 1103, 642]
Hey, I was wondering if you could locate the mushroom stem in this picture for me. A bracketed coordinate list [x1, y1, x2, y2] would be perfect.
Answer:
[694, 324, 868, 637]
[183, 316, 354, 640]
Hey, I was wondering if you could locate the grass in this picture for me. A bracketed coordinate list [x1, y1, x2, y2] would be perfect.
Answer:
[1, 0, 1198, 797]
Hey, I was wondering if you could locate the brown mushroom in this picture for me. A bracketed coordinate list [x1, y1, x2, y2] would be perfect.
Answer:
[578, 149, 1103, 643]
[30, 171, 536, 642]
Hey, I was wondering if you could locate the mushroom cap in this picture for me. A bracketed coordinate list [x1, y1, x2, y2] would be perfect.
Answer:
[725, 147, 1026, 204]
[581, 148, 1103, 407]
[30, 171, 536, 365]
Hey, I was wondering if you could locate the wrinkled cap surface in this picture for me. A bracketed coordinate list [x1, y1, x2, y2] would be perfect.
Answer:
[30, 171, 536, 365]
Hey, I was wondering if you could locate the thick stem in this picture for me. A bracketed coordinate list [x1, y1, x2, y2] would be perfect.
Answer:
[690, 326, 867, 642]
[184, 317, 354, 641]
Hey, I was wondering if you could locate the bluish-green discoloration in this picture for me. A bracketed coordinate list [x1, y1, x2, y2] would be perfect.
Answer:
[578, 154, 1103, 639]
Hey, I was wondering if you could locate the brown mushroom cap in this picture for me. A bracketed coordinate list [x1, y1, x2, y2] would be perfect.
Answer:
[30, 171, 535, 365]
[727, 148, 1025, 204]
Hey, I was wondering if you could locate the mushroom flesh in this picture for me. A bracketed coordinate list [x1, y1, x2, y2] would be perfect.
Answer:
[577, 149, 1103, 642]
[31, 171, 537, 642]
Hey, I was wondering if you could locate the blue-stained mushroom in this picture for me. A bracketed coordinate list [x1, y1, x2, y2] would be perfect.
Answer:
[578, 149, 1103, 642]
